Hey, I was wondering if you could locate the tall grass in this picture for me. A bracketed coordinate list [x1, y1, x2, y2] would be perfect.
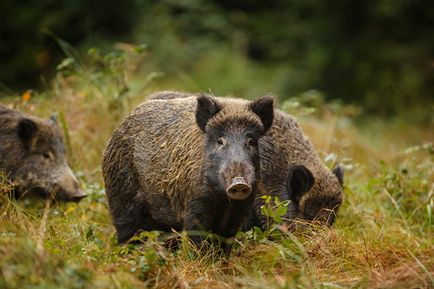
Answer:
[0, 47, 433, 289]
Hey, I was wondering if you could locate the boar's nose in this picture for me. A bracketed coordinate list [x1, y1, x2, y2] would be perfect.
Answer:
[70, 189, 87, 202]
[226, 177, 252, 200]
[58, 167, 86, 202]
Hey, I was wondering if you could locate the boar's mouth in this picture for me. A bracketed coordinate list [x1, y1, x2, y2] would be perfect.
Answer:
[30, 186, 86, 202]
[30, 186, 51, 199]
[68, 191, 87, 202]
[56, 188, 87, 202]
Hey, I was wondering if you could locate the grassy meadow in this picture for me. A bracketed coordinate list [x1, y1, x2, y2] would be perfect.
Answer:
[0, 47, 433, 289]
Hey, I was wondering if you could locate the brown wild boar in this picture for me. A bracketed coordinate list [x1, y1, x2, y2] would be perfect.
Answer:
[0, 105, 85, 202]
[102, 93, 279, 255]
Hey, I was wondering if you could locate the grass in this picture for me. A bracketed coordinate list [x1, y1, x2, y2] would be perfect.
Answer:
[0, 46, 433, 289]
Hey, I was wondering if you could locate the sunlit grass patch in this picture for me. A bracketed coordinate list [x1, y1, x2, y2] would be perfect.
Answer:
[1, 46, 433, 288]
[1, 132, 433, 288]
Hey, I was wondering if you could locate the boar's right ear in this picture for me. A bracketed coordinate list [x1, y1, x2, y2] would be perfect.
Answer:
[17, 118, 38, 148]
[196, 95, 222, 132]
[249, 96, 274, 132]
[287, 165, 314, 202]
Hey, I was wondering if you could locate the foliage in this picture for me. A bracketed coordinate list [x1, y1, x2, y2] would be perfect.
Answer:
[0, 0, 139, 89]
[1, 0, 434, 117]
[134, 0, 434, 117]
[1, 144, 433, 288]
[0, 47, 433, 288]
[370, 142, 433, 230]
[210, 0, 434, 115]
[55, 44, 150, 116]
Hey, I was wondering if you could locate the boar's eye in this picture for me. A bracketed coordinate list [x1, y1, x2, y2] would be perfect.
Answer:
[246, 137, 257, 147]
[216, 137, 226, 147]
[42, 152, 51, 160]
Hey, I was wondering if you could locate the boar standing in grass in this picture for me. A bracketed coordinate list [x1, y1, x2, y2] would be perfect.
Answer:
[149, 92, 343, 229]
[103, 93, 277, 255]
[0, 105, 86, 202]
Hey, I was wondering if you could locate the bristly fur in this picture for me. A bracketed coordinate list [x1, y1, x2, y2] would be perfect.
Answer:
[102, 92, 273, 247]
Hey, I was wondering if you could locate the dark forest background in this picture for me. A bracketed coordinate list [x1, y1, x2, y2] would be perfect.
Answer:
[1, 0, 433, 118]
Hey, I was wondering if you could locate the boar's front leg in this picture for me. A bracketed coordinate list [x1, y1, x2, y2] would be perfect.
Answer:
[183, 196, 217, 246]
[216, 200, 254, 258]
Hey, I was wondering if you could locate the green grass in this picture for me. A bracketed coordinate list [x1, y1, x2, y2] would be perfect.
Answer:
[0, 47, 433, 289]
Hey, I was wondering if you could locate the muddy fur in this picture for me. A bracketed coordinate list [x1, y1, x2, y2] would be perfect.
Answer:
[147, 91, 344, 229]
[102, 93, 273, 254]
[0, 105, 84, 201]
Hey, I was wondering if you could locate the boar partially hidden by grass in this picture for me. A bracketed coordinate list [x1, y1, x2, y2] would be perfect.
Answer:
[149, 92, 343, 230]
[0, 105, 85, 202]
[103, 93, 279, 255]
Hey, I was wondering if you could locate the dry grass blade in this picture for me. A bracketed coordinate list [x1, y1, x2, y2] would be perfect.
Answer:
[36, 198, 52, 255]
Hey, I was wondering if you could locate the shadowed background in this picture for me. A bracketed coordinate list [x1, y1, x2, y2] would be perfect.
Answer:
[1, 0, 433, 119]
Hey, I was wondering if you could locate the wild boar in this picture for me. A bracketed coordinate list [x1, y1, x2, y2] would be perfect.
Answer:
[102, 93, 276, 255]
[0, 105, 85, 202]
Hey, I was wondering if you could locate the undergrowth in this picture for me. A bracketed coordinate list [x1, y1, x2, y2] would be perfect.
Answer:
[0, 47, 433, 289]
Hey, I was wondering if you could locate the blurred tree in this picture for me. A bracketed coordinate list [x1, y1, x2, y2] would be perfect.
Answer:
[213, 0, 434, 114]
[1, 0, 433, 116]
[0, 0, 138, 90]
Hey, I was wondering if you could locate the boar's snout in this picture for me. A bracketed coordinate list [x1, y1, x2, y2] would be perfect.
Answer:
[69, 188, 87, 202]
[56, 167, 86, 202]
[221, 160, 255, 200]
[226, 177, 252, 200]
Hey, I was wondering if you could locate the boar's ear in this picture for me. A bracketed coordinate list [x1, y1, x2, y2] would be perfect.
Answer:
[249, 96, 274, 132]
[49, 113, 58, 124]
[332, 166, 344, 186]
[196, 95, 222, 132]
[287, 165, 314, 202]
[17, 118, 38, 148]
[49, 113, 61, 128]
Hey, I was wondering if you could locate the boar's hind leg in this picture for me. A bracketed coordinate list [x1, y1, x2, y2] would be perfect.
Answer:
[104, 141, 155, 243]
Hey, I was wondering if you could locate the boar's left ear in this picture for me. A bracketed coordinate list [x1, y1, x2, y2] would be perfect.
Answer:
[249, 95, 274, 132]
[196, 94, 222, 132]
[287, 165, 314, 202]
[332, 166, 344, 185]
[17, 118, 38, 148]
